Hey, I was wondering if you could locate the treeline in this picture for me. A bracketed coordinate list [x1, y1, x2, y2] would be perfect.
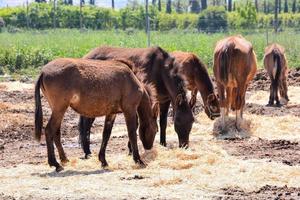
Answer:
[0, 2, 300, 32]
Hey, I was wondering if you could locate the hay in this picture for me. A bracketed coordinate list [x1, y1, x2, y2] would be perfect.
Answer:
[1, 83, 300, 199]
[213, 117, 252, 140]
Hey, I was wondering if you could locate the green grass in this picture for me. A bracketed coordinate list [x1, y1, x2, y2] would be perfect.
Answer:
[0, 29, 299, 77]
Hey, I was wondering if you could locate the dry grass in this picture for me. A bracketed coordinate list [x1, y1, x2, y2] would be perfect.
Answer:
[0, 81, 33, 91]
[1, 82, 300, 199]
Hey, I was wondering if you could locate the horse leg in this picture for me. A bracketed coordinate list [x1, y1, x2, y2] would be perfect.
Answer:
[98, 114, 116, 167]
[226, 87, 233, 115]
[54, 126, 69, 165]
[279, 75, 289, 102]
[79, 116, 95, 159]
[127, 114, 138, 155]
[274, 80, 281, 106]
[189, 88, 197, 109]
[217, 83, 226, 130]
[267, 79, 275, 106]
[159, 100, 171, 146]
[235, 84, 246, 131]
[124, 111, 145, 167]
[45, 111, 65, 172]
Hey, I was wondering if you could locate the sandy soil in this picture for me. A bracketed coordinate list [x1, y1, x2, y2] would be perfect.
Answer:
[0, 69, 300, 199]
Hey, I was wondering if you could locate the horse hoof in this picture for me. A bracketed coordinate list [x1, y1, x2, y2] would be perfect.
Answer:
[101, 161, 108, 168]
[276, 103, 282, 107]
[61, 159, 69, 165]
[136, 159, 147, 168]
[56, 166, 64, 172]
[84, 154, 91, 159]
[266, 103, 273, 107]
[160, 142, 167, 147]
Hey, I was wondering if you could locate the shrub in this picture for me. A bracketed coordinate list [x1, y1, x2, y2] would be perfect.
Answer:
[197, 6, 228, 33]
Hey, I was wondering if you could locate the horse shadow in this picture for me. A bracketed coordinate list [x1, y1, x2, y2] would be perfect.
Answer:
[212, 116, 253, 140]
[31, 168, 112, 178]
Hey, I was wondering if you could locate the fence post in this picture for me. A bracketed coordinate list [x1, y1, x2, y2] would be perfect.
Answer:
[145, 0, 150, 47]
[266, 26, 269, 45]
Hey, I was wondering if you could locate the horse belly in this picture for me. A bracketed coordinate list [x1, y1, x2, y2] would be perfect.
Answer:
[70, 94, 121, 118]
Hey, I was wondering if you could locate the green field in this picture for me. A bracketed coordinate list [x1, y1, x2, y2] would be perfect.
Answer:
[0, 29, 299, 77]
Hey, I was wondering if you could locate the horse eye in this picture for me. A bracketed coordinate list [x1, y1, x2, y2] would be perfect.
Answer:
[210, 106, 217, 112]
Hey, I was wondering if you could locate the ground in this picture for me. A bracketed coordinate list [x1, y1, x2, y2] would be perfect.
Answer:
[0, 69, 300, 200]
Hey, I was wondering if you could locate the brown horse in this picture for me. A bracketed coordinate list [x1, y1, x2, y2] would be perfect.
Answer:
[213, 35, 257, 130]
[264, 43, 289, 106]
[79, 46, 194, 157]
[171, 51, 220, 120]
[34, 58, 159, 172]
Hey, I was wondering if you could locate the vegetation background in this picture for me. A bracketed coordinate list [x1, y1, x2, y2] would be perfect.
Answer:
[0, 0, 300, 76]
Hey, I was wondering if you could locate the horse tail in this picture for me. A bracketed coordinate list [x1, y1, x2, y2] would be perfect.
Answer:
[272, 48, 282, 82]
[34, 73, 43, 142]
[219, 42, 234, 84]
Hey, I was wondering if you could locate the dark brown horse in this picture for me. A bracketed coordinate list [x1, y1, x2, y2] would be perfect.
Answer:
[264, 43, 289, 106]
[214, 35, 257, 130]
[171, 51, 220, 120]
[79, 46, 194, 157]
[34, 58, 159, 172]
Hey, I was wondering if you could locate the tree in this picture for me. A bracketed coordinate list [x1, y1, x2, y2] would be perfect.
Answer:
[284, 0, 288, 12]
[201, 0, 207, 10]
[228, 0, 232, 11]
[158, 0, 161, 11]
[275, 0, 279, 32]
[292, 0, 296, 13]
[190, 0, 200, 13]
[255, 0, 258, 12]
[89, 0, 95, 5]
[152, 0, 156, 5]
[64, 0, 73, 4]
[166, 0, 172, 13]
[35, 0, 46, 2]
[175, 0, 184, 13]
[112, 0, 115, 9]
[263, 0, 267, 13]
[279, 0, 281, 13]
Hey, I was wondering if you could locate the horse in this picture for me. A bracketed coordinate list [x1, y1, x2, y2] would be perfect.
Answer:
[213, 35, 257, 130]
[263, 43, 289, 106]
[171, 51, 220, 120]
[34, 58, 159, 172]
[79, 46, 194, 158]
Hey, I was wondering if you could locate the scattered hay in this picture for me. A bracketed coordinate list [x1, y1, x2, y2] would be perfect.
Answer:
[153, 177, 183, 187]
[213, 117, 252, 140]
[0, 81, 33, 91]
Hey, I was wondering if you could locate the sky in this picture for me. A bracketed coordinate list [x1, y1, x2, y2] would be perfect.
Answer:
[0, 0, 132, 8]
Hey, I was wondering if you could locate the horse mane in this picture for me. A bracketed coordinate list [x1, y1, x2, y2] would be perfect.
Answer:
[188, 53, 214, 93]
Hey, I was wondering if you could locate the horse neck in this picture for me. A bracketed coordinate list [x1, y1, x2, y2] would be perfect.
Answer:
[137, 90, 153, 126]
[194, 63, 214, 104]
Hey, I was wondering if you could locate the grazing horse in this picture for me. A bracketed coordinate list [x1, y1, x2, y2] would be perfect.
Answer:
[264, 43, 289, 106]
[171, 51, 220, 120]
[213, 35, 257, 130]
[79, 46, 194, 157]
[34, 58, 159, 172]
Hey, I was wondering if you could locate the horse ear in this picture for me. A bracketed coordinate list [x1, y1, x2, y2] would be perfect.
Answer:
[175, 94, 183, 106]
[152, 103, 160, 118]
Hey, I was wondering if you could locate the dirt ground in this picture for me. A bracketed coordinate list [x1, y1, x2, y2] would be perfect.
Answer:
[0, 69, 300, 199]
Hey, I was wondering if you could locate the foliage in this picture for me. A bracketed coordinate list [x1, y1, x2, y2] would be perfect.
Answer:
[198, 6, 228, 33]
[229, 2, 257, 29]
[0, 29, 299, 76]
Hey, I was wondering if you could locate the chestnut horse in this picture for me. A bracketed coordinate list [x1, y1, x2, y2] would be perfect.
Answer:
[214, 36, 257, 130]
[171, 51, 220, 120]
[79, 46, 194, 156]
[34, 58, 159, 172]
[264, 43, 289, 106]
